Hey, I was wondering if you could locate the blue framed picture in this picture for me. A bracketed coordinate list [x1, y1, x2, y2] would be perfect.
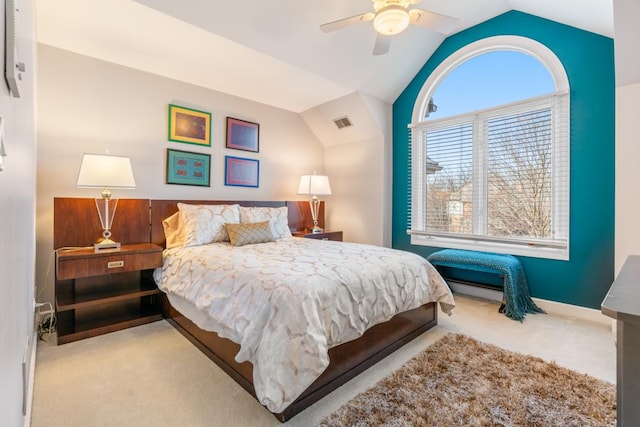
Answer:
[224, 156, 259, 188]
[166, 149, 210, 187]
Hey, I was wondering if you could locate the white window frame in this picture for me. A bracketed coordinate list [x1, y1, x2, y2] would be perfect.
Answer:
[409, 36, 570, 260]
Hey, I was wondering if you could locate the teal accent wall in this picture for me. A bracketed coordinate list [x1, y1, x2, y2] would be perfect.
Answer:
[392, 11, 615, 309]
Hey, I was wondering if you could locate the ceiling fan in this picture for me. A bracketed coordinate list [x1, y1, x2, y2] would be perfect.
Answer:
[320, 0, 459, 55]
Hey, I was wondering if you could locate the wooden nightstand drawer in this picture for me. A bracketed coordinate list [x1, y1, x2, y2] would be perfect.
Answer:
[56, 244, 163, 280]
[293, 230, 343, 241]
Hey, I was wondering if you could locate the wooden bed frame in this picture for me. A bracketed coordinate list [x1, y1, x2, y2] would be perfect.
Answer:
[53, 197, 439, 421]
[149, 199, 439, 421]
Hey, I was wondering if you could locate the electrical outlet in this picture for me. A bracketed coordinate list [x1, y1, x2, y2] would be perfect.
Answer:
[35, 301, 57, 341]
[34, 302, 54, 327]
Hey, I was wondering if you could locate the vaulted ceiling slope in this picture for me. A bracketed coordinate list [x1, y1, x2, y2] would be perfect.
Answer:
[37, 0, 615, 113]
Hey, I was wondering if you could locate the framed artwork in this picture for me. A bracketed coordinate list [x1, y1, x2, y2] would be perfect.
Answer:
[226, 117, 259, 152]
[224, 156, 259, 188]
[166, 149, 211, 187]
[168, 104, 211, 146]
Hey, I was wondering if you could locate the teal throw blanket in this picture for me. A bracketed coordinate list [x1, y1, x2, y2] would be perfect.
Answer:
[427, 249, 544, 321]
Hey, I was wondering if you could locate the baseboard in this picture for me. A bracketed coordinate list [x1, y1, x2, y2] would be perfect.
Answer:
[448, 281, 611, 328]
[531, 297, 611, 328]
[448, 281, 503, 303]
[23, 331, 37, 427]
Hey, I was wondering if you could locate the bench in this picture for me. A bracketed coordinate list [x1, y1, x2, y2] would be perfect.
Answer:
[427, 249, 544, 321]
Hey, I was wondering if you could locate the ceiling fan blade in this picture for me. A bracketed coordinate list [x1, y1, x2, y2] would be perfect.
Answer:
[373, 34, 392, 56]
[320, 12, 375, 33]
[408, 8, 459, 34]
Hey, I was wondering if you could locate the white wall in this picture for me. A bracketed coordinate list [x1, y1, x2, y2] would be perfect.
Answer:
[0, 0, 37, 425]
[360, 93, 393, 247]
[325, 137, 385, 245]
[301, 92, 392, 246]
[324, 96, 391, 247]
[613, 0, 640, 275]
[35, 45, 326, 305]
[615, 81, 640, 274]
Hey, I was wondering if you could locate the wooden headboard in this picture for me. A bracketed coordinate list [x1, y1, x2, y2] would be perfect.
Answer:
[54, 198, 151, 249]
[53, 198, 323, 249]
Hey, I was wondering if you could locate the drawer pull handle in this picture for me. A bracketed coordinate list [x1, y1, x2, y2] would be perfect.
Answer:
[108, 260, 124, 269]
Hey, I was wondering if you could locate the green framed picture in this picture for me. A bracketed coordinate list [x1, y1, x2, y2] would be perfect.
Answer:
[166, 149, 211, 187]
[168, 104, 211, 146]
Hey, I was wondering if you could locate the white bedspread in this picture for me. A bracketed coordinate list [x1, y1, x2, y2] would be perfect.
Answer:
[152, 237, 454, 413]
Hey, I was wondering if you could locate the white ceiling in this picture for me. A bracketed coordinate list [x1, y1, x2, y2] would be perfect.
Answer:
[36, 0, 615, 113]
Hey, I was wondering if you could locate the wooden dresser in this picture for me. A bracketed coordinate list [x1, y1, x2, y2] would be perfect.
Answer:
[602, 255, 640, 426]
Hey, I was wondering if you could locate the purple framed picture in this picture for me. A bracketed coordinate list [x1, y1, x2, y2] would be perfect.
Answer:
[224, 156, 259, 188]
[226, 117, 259, 152]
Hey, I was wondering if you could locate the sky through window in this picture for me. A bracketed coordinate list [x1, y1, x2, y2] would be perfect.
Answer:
[428, 50, 555, 120]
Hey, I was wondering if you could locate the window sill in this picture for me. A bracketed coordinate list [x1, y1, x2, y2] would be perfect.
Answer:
[410, 234, 569, 261]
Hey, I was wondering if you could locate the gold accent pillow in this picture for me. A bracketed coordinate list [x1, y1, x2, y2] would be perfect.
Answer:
[225, 221, 275, 247]
[161, 212, 184, 249]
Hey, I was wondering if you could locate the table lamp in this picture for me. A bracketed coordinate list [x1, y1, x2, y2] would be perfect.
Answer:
[76, 153, 136, 251]
[297, 174, 332, 233]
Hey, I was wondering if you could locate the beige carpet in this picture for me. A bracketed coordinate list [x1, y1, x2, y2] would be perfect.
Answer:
[320, 334, 616, 426]
[30, 295, 616, 426]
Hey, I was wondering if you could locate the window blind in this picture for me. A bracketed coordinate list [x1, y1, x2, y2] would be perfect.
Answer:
[408, 92, 569, 250]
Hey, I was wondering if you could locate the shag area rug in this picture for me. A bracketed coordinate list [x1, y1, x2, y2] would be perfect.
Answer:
[320, 334, 615, 426]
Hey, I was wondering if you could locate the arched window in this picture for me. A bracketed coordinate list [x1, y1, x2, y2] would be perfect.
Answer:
[408, 36, 570, 260]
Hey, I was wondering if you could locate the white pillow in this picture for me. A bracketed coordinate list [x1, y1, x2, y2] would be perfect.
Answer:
[239, 206, 292, 239]
[178, 203, 240, 247]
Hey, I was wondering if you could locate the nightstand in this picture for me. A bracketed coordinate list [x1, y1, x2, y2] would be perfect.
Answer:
[55, 243, 163, 344]
[292, 230, 343, 241]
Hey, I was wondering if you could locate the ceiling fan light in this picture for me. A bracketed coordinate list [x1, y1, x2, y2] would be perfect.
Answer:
[373, 5, 410, 35]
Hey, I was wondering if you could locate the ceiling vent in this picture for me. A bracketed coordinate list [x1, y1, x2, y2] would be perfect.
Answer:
[333, 116, 353, 130]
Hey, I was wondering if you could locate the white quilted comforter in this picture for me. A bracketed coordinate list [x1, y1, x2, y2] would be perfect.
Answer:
[153, 237, 455, 413]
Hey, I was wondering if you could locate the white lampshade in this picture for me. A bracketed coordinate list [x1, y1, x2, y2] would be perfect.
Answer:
[373, 5, 410, 35]
[76, 153, 136, 251]
[76, 153, 136, 189]
[297, 174, 332, 196]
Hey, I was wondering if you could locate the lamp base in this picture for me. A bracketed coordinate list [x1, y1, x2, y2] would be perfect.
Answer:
[94, 238, 121, 252]
[311, 225, 324, 233]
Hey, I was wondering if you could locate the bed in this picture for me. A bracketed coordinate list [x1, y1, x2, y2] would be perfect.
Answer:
[150, 199, 455, 421]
